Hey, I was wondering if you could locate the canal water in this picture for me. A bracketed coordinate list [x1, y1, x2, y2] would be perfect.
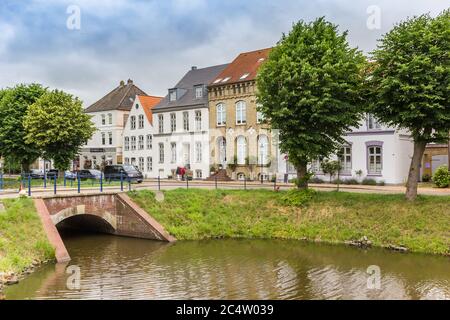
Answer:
[4, 233, 450, 300]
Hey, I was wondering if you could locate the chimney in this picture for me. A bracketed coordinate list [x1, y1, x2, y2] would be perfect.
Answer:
[120, 80, 125, 86]
[191, 66, 197, 71]
[127, 79, 133, 85]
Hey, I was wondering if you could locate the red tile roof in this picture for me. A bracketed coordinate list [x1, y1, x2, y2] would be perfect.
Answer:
[209, 48, 272, 86]
[138, 95, 163, 124]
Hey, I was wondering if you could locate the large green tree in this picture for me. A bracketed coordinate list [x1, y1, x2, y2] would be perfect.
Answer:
[23, 90, 96, 171]
[0, 84, 47, 172]
[368, 10, 449, 200]
[257, 18, 366, 189]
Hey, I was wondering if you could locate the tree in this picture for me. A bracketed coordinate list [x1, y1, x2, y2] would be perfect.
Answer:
[0, 84, 47, 172]
[321, 160, 342, 183]
[257, 18, 366, 189]
[368, 10, 450, 200]
[23, 90, 96, 172]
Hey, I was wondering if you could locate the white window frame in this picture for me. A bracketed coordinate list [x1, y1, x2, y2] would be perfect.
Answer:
[131, 136, 136, 151]
[101, 132, 106, 145]
[108, 113, 113, 125]
[170, 113, 176, 133]
[367, 114, 382, 130]
[339, 146, 352, 173]
[236, 136, 247, 165]
[258, 135, 269, 165]
[101, 114, 106, 126]
[158, 114, 164, 133]
[195, 142, 202, 163]
[159, 143, 164, 163]
[138, 135, 144, 150]
[147, 157, 153, 172]
[195, 110, 202, 131]
[183, 111, 189, 132]
[171, 142, 177, 163]
[236, 101, 247, 125]
[108, 132, 113, 145]
[146, 134, 152, 150]
[138, 114, 144, 129]
[124, 137, 130, 151]
[138, 157, 144, 172]
[217, 103, 226, 126]
[130, 116, 136, 130]
[195, 86, 203, 99]
[368, 145, 383, 175]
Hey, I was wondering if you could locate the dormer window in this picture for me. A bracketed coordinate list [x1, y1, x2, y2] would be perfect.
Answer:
[169, 89, 177, 102]
[213, 78, 222, 84]
[195, 85, 203, 99]
[222, 77, 231, 83]
[367, 114, 382, 130]
[240, 73, 250, 80]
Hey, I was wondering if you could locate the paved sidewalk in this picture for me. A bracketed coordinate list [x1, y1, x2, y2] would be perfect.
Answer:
[1, 179, 449, 199]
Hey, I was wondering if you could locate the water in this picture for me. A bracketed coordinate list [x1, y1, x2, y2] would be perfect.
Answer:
[4, 234, 450, 300]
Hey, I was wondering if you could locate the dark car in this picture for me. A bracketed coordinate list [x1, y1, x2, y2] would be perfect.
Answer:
[104, 165, 143, 183]
[78, 169, 102, 180]
[46, 169, 59, 179]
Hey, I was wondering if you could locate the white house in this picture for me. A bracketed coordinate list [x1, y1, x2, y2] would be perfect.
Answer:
[122, 95, 162, 178]
[152, 65, 228, 179]
[278, 114, 414, 185]
[79, 79, 148, 170]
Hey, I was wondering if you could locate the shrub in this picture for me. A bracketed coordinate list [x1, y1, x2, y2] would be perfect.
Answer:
[309, 177, 324, 184]
[422, 174, 432, 183]
[362, 178, 377, 186]
[377, 181, 386, 186]
[433, 166, 450, 188]
[281, 189, 316, 207]
[343, 178, 360, 185]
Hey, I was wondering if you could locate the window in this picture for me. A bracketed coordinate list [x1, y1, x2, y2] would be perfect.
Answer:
[195, 111, 202, 131]
[146, 135, 152, 150]
[367, 114, 382, 130]
[124, 158, 130, 165]
[169, 89, 177, 102]
[256, 104, 265, 123]
[138, 135, 144, 150]
[108, 132, 113, 145]
[195, 142, 202, 163]
[101, 132, 106, 145]
[195, 86, 203, 99]
[131, 136, 136, 151]
[240, 73, 250, 80]
[310, 160, 321, 174]
[131, 158, 136, 166]
[138, 157, 144, 172]
[183, 112, 189, 131]
[217, 103, 226, 126]
[170, 113, 176, 132]
[222, 77, 231, 83]
[368, 146, 382, 175]
[108, 113, 112, 125]
[258, 135, 269, 165]
[130, 116, 136, 130]
[124, 137, 130, 151]
[196, 170, 203, 179]
[147, 157, 153, 172]
[338, 146, 352, 173]
[138, 115, 144, 129]
[159, 143, 164, 163]
[236, 136, 247, 165]
[101, 114, 106, 125]
[158, 114, 164, 133]
[236, 101, 247, 125]
[171, 143, 177, 163]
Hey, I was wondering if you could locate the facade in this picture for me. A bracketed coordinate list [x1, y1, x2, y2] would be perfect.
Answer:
[208, 48, 279, 181]
[152, 65, 228, 179]
[277, 115, 415, 185]
[122, 95, 163, 178]
[421, 143, 449, 179]
[79, 79, 148, 170]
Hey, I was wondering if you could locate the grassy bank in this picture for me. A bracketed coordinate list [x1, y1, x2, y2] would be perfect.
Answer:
[0, 198, 54, 274]
[130, 189, 450, 255]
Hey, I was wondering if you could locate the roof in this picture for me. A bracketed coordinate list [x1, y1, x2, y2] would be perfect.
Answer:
[85, 79, 148, 113]
[209, 48, 272, 87]
[153, 64, 229, 112]
[137, 95, 163, 124]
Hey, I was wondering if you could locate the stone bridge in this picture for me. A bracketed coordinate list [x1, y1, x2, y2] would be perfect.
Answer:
[34, 192, 176, 263]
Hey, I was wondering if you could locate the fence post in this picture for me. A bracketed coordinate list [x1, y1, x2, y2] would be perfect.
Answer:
[128, 177, 131, 192]
[28, 174, 31, 197]
[215, 176, 218, 190]
[274, 177, 277, 191]
[244, 178, 247, 191]
[53, 176, 57, 195]
[0, 172, 3, 191]
[64, 174, 67, 188]
[77, 172, 81, 194]
[120, 172, 124, 192]
[44, 171, 47, 189]
[100, 172, 103, 193]
[158, 176, 161, 191]
[186, 176, 189, 189]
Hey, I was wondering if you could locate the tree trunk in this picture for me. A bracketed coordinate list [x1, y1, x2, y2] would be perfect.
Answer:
[405, 140, 427, 201]
[296, 163, 308, 190]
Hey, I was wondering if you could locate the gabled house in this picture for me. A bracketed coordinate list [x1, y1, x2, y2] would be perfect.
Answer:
[152, 64, 228, 179]
[123, 95, 163, 178]
[79, 79, 148, 170]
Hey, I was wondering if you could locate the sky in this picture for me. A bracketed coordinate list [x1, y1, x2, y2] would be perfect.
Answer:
[0, 0, 448, 107]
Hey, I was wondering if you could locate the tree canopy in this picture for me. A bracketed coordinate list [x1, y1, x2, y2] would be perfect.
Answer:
[23, 89, 96, 171]
[0, 84, 47, 171]
[368, 10, 449, 200]
[257, 17, 366, 188]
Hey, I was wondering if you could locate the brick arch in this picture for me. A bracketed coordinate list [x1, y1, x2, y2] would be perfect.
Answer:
[51, 206, 117, 230]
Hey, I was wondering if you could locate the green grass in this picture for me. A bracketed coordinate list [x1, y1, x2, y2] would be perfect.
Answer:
[129, 189, 450, 255]
[1, 177, 123, 190]
[0, 198, 54, 274]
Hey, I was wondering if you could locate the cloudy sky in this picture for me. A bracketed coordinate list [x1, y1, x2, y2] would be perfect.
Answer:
[0, 0, 448, 106]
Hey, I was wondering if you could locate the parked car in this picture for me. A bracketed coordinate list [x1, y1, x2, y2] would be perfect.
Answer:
[104, 165, 143, 183]
[46, 169, 59, 179]
[64, 171, 77, 180]
[78, 169, 102, 180]
[25, 169, 44, 179]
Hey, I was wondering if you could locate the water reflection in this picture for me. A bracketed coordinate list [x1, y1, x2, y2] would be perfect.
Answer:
[5, 235, 450, 300]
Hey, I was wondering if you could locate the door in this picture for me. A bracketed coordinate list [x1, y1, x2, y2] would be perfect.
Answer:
[218, 137, 227, 168]
[183, 143, 191, 168]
